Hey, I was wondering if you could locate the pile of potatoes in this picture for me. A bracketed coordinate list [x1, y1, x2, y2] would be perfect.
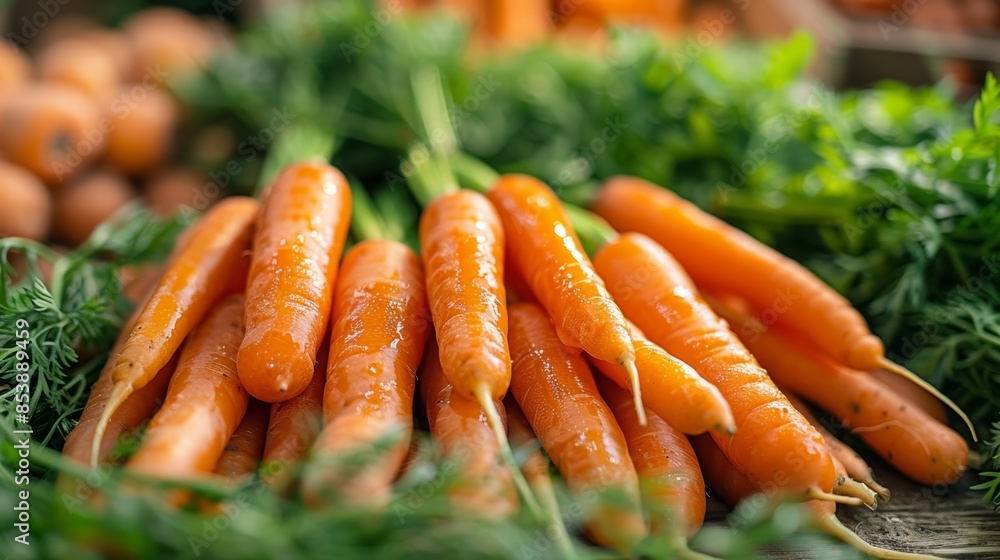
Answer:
[0, 7, 226, 247]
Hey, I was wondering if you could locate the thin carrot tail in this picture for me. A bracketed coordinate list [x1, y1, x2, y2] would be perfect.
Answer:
[669, 537, 721, 560]
[89, 382, 131, 467]
[877, 357, 977, 442]
[816, 513, 948, 560]
[532, 465, 578, 560]
[865, 479, 891, 502]
[804, 488, 864, 507]
[620, 356, 647, 426]
[475, 386, 544, 521]
[834, 477, 879, 510]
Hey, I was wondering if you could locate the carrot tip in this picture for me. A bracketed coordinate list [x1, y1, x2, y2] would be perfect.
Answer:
[877, 357, 977, 442]
[90, 382, 131, 467]
[474, 386, 544, 522]
[806, 488, 864, 507]
[619, 356, 647, 427]
[816, 513, 948, 560]
[866, 480, 891, 502]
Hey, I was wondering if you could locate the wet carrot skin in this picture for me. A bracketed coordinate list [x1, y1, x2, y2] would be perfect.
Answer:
[261, 351, 326, 486]
[597, 375, 706, 537]
[589, 326, 734, 435]
[111, 197, 257, 391]
[302, 240, 430, 507]
[508, 302, 646, 552]
[215, 399, 271, 480]
[421, 338, 518, 519]
[126, 294, 249, 477]
[239, 161, 352, 403]
[487, 174, 633, 365]
[420, 189, 510, 400]
[592, 176, 884, 371]
[593, 233, 836, 497]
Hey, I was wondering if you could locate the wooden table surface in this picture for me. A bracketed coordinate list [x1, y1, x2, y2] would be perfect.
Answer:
[701, 454, 1000, 559]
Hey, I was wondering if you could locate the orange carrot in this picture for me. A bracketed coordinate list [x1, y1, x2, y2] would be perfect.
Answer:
[215, 399, 271, 481]
[871, 368, 947, 423]
[261, 351, 326, 488]
[589, 322, 734, 435]
[508, 302, 646, 552]
[90, 197, 258, 465]
[710, 296, 968, 486]
[591, 176, 973, 438]
[487, 175, 641, 423]
[597, 375, 706, 539]
[419, 190, 539, 515]
[238, 161, 351, 403]
[126, 294, 249, 478]
[486, 0, 549, 48]
[783, 393, 883, 506]
[593, 233, 841, 503]
[301, 240, 429, 508]
[421, 337, 519, 519]
[691, 435, 944, 560]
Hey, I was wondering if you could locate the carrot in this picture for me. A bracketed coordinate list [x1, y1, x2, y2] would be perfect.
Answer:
[593, 233, 844, 504]
[0, 161, 52, 241]
[301, 240, 429, 508]
[508, 302, 646, 552]
[783, 392, 889, 503]
[261, 351, 326, 488]
[709, 295, 969, 486]
[420, 337, 519, 519]
[486, 175, 642, 424]
[91, 196, 258, 465]
[486, 0, 549, 48]
[104, 87, 179, 176]
[589, 322, 734, 435]
[0, 84, 103, 185]
[596, 375, 706, 538]
[52, 170, 135, 246]
[591, 176, 974, 439]
[871, 368, 947, 423]
[505, 397, 576, 560]
[214, 399, 271, 481]
[37, 38, 120, 102]
[0, 43, 30, 91]
[238, 161, 351, 403]
[418, 190, 540, 515]
[691, 435, 945, 560]
[126, 294, 249, 478]
[123, 7, 219, 79]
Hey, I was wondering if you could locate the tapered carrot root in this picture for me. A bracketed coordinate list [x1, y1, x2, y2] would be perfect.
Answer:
[784, 392, 889, 503]
[419, 190, 541, 516]
[91, 197, 258, 466]
[508, 302, 646, 553]
[594, 233, 837, 499]
[588, 322, 734, 435]
[126, 294, 249, 478]
[239, 161, 351, 403]
[591, 176, 975, 440]
[693, 435, 945, 560]
[709, 295, 969, 486]
[421, 338, 519, 519]
[487, 175, 639, 415]
[215, 399, 271, 481]
[871, 368, 947, 424]
[261, 351, 326, 489]
[301, 240, 429, 508]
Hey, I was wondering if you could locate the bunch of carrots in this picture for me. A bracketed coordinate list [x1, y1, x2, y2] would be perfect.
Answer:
[59, 157, 973, 559]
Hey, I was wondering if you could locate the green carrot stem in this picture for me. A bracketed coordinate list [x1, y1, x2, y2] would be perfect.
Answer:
[563, 204, 618, 257]
[349, 180, 388, 242]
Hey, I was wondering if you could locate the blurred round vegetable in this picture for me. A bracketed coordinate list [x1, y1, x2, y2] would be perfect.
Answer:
[76, 29, 137, 83]
[0, 84, 104, 185]
[52, 170, 134, 245]
[0, 44, 31, 91]
[124, 8, 221, 79]
[144, 167, 213, 216]
[38, 38, 121, 102]
[0, 160, 52, 240]
[104, 87, 179, 176]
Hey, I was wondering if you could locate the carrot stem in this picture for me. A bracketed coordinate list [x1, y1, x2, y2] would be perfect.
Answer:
[563, 204, 617, 258]
[450, 152, 499, 193]
[348, 180, 387, 242]
[474, 385, 544, 521]
[256, 123, 336, 196]
[877, 357, 977, 442]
